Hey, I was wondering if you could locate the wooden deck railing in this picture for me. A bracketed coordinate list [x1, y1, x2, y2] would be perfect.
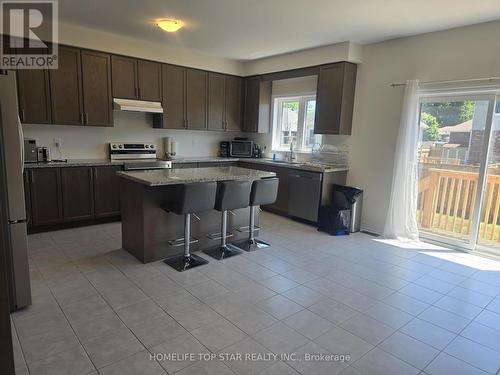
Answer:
[418, 168, 500, 241]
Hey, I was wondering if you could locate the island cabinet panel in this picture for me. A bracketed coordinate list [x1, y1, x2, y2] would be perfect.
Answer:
[17, 69, 52, 124]
[314, 62, 357, 135]
[49, 46, 83, 125]
[208, 72, 225, 131]
[186, 69, 208, 130]
[93, 166, 122, 217]
[156, 64, 186, 129]
[81, 50, 113, 127]
[137, 60, 162, 102]
[225, 76, 243, 132]
[61, 167, 94, 222]
[111, 55, 138, 100]
[29, 168, 63, 226]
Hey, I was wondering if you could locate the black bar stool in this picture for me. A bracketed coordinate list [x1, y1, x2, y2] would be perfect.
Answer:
[163, 182, 217, 272]
[238, 177, 279, 251]
[203, 180, 252, 260]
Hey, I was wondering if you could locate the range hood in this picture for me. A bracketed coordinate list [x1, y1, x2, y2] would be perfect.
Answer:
[113, 98, 163, 113]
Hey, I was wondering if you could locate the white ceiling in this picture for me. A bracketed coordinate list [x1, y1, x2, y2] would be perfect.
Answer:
[60, 0, 500, 60]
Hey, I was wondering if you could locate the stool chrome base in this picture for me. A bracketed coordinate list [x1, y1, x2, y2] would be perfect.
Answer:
[203, 244, 244, 260]
[164, 254, 209, 272]
[237, 238, 271, 252]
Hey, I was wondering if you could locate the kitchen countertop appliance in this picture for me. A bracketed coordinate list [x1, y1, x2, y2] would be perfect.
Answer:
[221, 138, 262, 158]
[109, 142, 172, 170]
[0, 71, 31, 311]
[24, 138, 37, 163]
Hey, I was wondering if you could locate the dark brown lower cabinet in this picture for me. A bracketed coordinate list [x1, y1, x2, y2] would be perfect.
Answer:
[93, 166, 121, 217]
[26, 166, 122, 230]
[61, 167, 94, 221]
[238, 162, 289, 214]
[29, 168, 63, 226]
[172, 162, 198, 169]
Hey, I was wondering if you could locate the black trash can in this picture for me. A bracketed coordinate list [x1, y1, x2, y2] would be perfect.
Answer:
[331, 185, 363, 233]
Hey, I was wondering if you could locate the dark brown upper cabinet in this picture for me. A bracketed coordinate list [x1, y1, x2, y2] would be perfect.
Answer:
[17, 70, 52, 124]
[29, 168, 63, 226]
[111, 55, 161, 102]
[61, 167, 94, 222]
[208, 73, 243, 132]
[186, 69, 207, 130]
[243, 76, 271, 133]
[49, 46, 83, 125]
[225, 75, 243, 132]
[137, 60, 162, 101]
[111, 55, 137, 100]
[208, 72, 225, 131]
[314, 62, 357, 135]
[155, 64, 186, 129]
[81, 50, 113, 127]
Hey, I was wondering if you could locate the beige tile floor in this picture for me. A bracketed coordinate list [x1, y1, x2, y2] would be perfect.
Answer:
[10, 212, 500, 375]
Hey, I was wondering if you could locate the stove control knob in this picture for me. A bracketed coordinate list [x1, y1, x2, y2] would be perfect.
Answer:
[118, 144, 123, 149]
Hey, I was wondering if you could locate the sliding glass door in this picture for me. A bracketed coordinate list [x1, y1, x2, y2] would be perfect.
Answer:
[416, 93, 499, 253]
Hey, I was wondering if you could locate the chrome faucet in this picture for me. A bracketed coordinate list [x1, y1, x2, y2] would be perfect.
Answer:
[287, 142, 295, 162]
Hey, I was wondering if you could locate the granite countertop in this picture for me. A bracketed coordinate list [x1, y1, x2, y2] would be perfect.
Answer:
[241, 158, 348, 173]
[24, 159, 125, 168]
[23, 157, 238, 169]
[171, 157, 238, 163]
[117, 166, 276, 186]
[24, 156, 348, 173]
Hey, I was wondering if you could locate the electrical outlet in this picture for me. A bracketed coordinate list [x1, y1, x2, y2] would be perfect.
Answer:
[54, 137, 62, 147]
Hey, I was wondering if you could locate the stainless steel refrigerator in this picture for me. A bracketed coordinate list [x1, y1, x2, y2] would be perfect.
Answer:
[0, 70, 31, 311]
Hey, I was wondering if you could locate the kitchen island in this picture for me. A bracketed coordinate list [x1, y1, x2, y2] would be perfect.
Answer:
[117, 166, 276, 263]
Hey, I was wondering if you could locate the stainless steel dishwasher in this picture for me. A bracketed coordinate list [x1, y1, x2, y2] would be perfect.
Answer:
[288, 170, 322, 222]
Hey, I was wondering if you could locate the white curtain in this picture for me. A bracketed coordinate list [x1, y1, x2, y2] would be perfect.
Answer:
[384, 80, 420, 241]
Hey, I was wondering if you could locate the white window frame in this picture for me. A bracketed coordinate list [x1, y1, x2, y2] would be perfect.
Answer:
[271, 93, 319, 152]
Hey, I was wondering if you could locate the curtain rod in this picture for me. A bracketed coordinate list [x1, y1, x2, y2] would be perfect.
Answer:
[390, 76, 500, 87]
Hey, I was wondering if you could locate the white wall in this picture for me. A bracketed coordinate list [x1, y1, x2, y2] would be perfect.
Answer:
[58, 22, 244, 75]
[347, 20, 500, 234]
[242, 42, 362, 76]
[23, 111, 240, 159]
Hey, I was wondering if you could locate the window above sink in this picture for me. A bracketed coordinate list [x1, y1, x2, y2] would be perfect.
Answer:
[271, 95, 322, 153]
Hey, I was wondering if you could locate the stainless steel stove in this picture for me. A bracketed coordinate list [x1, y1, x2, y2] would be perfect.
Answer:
[109, 142, 172, 170]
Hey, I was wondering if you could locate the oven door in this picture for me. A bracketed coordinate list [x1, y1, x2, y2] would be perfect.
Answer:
[230, 141, 253, 157]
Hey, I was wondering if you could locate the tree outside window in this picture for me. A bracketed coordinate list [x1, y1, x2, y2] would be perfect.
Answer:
[272, 95, 321, 151]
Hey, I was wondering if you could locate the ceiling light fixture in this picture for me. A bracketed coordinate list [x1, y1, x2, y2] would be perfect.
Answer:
[157, 19, 183, 32]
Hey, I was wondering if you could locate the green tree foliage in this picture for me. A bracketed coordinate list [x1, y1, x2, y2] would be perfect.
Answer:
[420, 101, 474, 127]
[421, 112, 440, 141]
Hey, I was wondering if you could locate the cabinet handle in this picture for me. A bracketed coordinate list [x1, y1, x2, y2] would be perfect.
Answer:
[184, 119, 188, 128]
[135, 87, 139, 98]
[85, 113, 89, 124]
[80, 113, 84, 124]
[137, 87, 141, 99]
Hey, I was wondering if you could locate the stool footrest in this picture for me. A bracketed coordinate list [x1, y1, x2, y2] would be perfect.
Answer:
[236, 225, 261, 233]
[168, 237, 199, 247]
[206, 232, 234, 241]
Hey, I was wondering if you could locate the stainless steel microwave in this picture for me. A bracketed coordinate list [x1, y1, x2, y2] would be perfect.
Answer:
[230, 140, 253, 158]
